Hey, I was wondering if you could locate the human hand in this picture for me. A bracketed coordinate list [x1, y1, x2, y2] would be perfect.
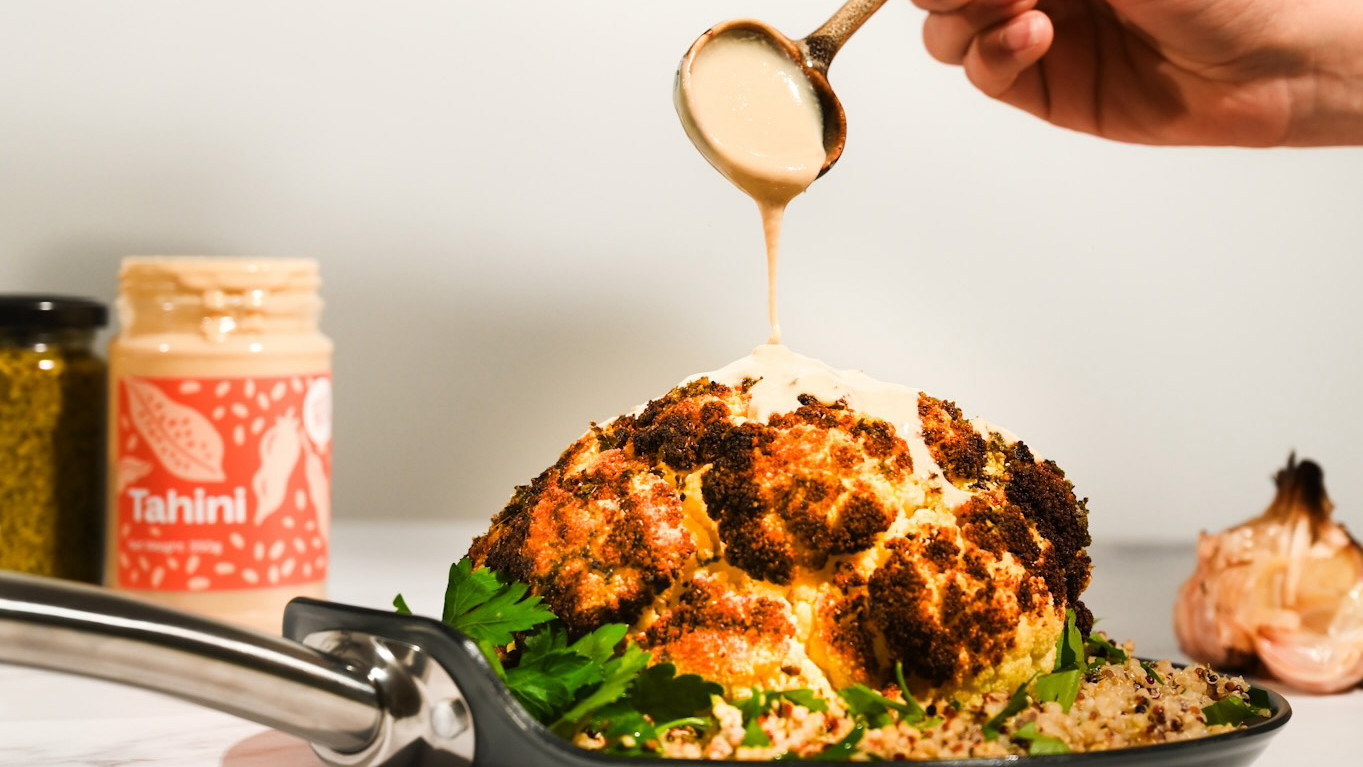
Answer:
[911, 0, 1363, 146]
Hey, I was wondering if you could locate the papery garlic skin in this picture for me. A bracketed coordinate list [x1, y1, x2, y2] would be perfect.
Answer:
[1174, 456, 1363, 693]
[1175, 531, 1260, 669]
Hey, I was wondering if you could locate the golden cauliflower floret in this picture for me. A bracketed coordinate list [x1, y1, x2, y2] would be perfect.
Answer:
[470, 444, 696, 630]
[468, 368, 1092, 702]
[807, 521, 1064, 699]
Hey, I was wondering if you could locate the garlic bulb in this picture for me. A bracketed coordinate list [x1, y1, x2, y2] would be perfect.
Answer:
[1174, 456, 1363, 693]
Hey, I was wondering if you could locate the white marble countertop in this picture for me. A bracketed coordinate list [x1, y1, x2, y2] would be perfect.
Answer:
[2, 520, 1359, 766]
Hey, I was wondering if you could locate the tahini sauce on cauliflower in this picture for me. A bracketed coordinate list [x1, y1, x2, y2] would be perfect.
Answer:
[469, 345, 1092, 702]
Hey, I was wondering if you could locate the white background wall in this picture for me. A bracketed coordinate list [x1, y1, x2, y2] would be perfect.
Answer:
[3, 1, 1360, 544]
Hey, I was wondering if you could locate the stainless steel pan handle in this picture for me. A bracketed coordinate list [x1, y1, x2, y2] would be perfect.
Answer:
[0, 571, 382, 754]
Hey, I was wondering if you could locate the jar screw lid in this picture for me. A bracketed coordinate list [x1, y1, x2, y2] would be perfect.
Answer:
[0, 295, 109, 329]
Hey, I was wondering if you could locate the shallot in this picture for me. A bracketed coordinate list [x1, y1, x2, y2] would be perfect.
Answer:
[1174, 455, 1363, 693]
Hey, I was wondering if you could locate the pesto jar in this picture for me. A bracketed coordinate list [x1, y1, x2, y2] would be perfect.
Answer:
[0, 295, 108, 581]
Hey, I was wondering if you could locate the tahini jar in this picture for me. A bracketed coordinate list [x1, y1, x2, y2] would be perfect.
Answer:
[106, 258, 332, 632]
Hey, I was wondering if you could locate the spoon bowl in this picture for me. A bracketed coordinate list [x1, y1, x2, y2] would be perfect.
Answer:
[676, 19, 846, 179]
[675, 0, 889, 178]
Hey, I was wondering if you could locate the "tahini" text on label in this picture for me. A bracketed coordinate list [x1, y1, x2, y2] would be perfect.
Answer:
[127, 487, 248, 524]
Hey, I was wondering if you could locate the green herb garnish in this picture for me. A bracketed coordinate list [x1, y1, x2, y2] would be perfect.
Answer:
[437, 558, 556, 647]
[1202, 694, 1270, 726]
[1139, 660, 1165, 685]
[838, 661, 932, 730]
[1033, 668, 1082, 712]
[739, 688, 830, 746]
[1085, 632, 1128, 665]
[630, 663, 725, 725]
[782, 724, 869, 761]
[1054, 608, 1086, 672]
[1012, 721, 1070, 755]
[399, 560, 1229, 760]
[982, 680, 1032, 740]
[1028, 609, 1093, 713]
[838, 685, 905, 729]
[1248, 686, 1272, 709]
[549, 639, 652, 735]
[399, 559, 723, 755]
[585, 665, 721, 755]
[395, 557, 557, 678]
[505, 637, 607, 722]
[737, 688, 774, 747]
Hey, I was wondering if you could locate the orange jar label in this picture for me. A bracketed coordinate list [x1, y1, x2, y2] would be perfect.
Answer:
[112, 374, 332, 591]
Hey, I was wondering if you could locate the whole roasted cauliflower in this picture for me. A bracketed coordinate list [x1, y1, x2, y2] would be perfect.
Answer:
[468, 346, 1092, 701]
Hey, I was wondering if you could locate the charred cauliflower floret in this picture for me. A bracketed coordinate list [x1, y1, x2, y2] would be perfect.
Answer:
[468, 346, 1092, 702]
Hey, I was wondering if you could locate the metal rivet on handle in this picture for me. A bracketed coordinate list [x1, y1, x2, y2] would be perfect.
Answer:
[431, 697, 470, 740]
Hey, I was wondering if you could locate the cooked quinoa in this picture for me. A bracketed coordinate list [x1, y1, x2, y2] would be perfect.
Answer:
[574, 640, 1260, 760]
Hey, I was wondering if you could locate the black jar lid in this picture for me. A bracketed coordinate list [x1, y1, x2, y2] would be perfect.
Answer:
[0, 295, 108, 329]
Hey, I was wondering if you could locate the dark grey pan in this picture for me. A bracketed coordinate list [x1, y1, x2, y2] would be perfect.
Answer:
[0, 572, 1290, 767]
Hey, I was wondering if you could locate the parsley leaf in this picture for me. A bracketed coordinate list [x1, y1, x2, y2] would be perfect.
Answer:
[743, 713, 772, 748]
[629, 662, 723, 725]
[780, 724, 866, 761]
[1139, 660, 1165, 685]
[519, 623, 569, 656]
[738, 688, 829, 747]
[839, 685, 902, 729]
[1202, 694, 1270, 726]
[403, 562, 700, 753]
[590, 700, 658, 755]
[1085, 632, 1128, 665]
[439, 558, 555, 648]
[893, 663, 931, 724]
[568, 622, 628, 665]
[771, 689, 829, 713]
[982, 680, 1032, 740]
[1012, 721, 1069, 755]
[505, 623, 634, 721]
[1248, 686, 1272, 710]
[1033, 668, 1081, 712]
[552, 639, 652, 734]
[837, 662, 928, 729]
[505, 647, 598, 722]
[1054, 608, 1086, 672]
[736, 688, 771, 746]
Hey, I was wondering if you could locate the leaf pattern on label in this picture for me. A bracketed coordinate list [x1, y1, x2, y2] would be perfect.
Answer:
[303, 378, 333, 449]
[115, 373, 334, 592]
[115, 455, 153, 493]
[304, 440, 330, 532]
[253, 412, 302, 525]
[126, 378, 227, 482]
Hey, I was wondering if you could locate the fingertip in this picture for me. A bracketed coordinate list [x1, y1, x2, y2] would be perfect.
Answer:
[999, 10, 1051, 56]
[922, 11, 970, 65]
[963, 11, 1052, 97]
[912, 0, 972, 12]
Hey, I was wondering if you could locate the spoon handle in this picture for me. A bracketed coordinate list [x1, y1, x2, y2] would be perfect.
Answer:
[803, 0, 891, 72]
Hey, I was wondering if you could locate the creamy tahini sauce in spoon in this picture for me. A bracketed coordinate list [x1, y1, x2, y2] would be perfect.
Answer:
[677, 30, 827, 344]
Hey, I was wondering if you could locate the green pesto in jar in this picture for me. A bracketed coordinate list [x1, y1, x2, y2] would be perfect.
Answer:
[0, 296, 107, 581]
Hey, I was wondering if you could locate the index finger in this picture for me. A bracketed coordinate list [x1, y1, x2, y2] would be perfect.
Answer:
[909, 0, 972, 12]
[909, 0, 1029, 13]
